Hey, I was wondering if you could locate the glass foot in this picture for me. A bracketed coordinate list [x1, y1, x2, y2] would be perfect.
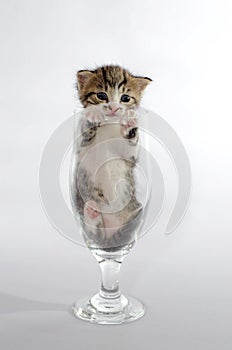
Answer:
[73, 294, 145, 324]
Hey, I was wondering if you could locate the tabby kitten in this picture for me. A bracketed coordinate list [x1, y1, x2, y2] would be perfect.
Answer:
[71, 65, 151, 249]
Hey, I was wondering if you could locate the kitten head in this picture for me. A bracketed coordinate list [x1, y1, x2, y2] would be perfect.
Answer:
[76, 65, 152, 117]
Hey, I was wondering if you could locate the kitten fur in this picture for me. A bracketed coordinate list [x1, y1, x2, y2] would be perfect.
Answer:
[70, 65, 151, 250]
[77, 65, 151, 108]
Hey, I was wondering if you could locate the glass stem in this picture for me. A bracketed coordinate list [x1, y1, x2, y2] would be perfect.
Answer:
[98, 259, 122, 299]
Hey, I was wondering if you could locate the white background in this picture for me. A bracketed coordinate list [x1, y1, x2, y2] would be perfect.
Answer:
[0, 0, 232, 349]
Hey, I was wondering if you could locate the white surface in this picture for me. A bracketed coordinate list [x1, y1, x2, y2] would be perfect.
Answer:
[1, 0, 232, 349]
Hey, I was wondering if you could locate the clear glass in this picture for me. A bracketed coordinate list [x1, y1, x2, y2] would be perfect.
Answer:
[69, 108, 153, 324]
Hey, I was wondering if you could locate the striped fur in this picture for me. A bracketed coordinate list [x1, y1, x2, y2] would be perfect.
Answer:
[76, 65, 151, 108]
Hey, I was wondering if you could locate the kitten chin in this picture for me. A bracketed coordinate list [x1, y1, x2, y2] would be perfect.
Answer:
[83, 104, 138, 124]
[85, 103, 127, 119]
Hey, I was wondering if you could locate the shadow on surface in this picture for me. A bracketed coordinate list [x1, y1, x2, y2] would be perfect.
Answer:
[0, 291, 69, 314]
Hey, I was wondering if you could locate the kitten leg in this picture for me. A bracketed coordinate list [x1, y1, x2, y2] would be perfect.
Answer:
[84, 200, 100, 219]
[84, 201, 124, 243]
[118, 110, 139, 165]
[80, 118, 98, 147]
[80, 106, 104, 146]
[83, 200, 106, 242]
[120, 110, 139, 140]
[85, 106, 104, 123]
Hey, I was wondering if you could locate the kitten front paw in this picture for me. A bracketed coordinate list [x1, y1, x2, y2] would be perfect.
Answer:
[85, 107, 104, 123]
[120, 110, 138, 139]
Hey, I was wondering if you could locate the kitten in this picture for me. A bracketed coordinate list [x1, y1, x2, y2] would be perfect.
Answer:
[70, 65, 151, 250]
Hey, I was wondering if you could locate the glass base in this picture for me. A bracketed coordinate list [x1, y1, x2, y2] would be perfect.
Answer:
[72, 294, 145, 325]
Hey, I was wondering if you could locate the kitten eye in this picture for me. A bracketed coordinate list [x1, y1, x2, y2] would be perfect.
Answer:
[97, 92, 108, 101]
[121, 94, 130, 103]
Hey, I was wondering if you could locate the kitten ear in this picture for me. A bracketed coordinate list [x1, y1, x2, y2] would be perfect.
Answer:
[134, 76, 152, 91]
[77, 70, 94, 91]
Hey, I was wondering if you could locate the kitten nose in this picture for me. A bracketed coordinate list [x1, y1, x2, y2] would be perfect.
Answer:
[108, 103, 120, 114]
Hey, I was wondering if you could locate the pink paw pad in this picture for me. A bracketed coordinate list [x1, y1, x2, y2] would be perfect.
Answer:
[120, 115, 138, 137]
[84, 200, 100, 219]
[126, 118, 138, 128]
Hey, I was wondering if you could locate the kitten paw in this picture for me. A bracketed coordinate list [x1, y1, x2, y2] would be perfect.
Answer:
[85, 107, 104, 123]
[84, 200, 100, 219]
[120, 110, 138, 138]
